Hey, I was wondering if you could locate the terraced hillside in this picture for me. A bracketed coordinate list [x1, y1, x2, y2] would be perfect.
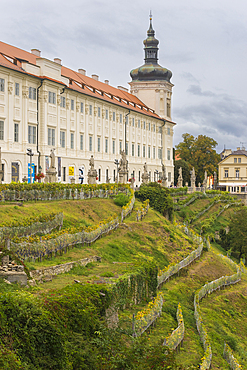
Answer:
[0, 184, 246, 369]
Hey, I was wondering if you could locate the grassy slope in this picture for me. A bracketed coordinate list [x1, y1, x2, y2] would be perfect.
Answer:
[2, 196, 247, 369]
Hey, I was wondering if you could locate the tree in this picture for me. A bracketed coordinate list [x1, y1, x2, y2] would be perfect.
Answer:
[227, 208, 247, 260]
[176, 133, 220, 184]
[174, 159, 190, 186]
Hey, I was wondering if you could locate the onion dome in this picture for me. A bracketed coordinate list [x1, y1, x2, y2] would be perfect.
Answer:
[130, 14, 172, 82]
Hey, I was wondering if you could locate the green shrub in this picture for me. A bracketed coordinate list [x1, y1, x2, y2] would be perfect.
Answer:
[114, 193, 130, 207]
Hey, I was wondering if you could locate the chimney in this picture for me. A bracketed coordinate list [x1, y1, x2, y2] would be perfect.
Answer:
[118, 85, 128, 92]
[78, 69, 86, 76]
[54, 58, 62, 65]
[91, 74, 99, 81]
[31, 49, 41, 57]
[104, 79, 109, 85]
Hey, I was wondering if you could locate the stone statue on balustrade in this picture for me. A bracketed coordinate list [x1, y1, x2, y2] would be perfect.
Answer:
[87, 155, 98, 184]
[0, 148, 3, 184]
[141, 162, 149, 184]
[190, 167, 196, 191]
[202, 170, 207, 192]
[213, 171, 217, 190]
[118, 150, 128, 183]
[160, 163, 167, 187]
[177, 167, 183, 188]
[45, 149, 57, 183]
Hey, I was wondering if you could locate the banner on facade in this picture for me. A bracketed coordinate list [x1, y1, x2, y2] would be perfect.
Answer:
[12, 162, 19, 182]
[28, 163, 35, 184]
[69, 166, 74, 177]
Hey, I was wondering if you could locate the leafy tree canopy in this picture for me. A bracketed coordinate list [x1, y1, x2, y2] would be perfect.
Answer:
[227, 207, 247, 260]
[175, 133, 220, 184]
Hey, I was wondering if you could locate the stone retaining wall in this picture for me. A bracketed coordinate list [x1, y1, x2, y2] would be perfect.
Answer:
[30, 256, 101, 281]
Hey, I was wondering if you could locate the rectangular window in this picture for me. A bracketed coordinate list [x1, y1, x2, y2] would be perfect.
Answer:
[113, 112, 116, 121]
[158, 126, 162, 134]
[139, 171, 141, 182]
[89, 105, 92, 115]
[138, 119, 140, 128]
[106, 109, 108, 119]
[168, 172, 171, 182]
[49, 91, 56, 104]
[143, 145, 146, 157]
[98, 107, 100, 117]
[105, 138, 108, 153]
[138, 144, 140, 157]
[71, 132, 74, 149]
[236, 169, 240, 178]
[14, 123, 19, 142]
[80, 102, 84, 113]
[167, 149, 171, 161]
[0, 78, 4, 92]
[126, 143, 128, 155]
[234, 158, 237, 163]
[148, 146, 151, 158]
[132, 143, 135, 156]
[238, 158, 241, 163]
[62, 167, 66, 182]
[112, 140, 115, 154]
[153, 147, 155, 159]
[148, 122, 151, 131]
[114, 169, 116, 182]
[48, 128, 55, 146]
[1, 164, 4, 182]
[0, 121, 4, 141]
[143, 121, 146, 129]
[71, 99, 74, 111]
[97, 137, 101, 152]
[28, 125, 36, 144]
[60, 131, 65, 148]
[15, 83, 19, 96]
[153, 124, 155, 132]
[80, 134, 83, 150]
[98, 168, 101, 182]
[132, 118, 135, 127]
[89, 136, 92, 151]
[224, 169, 229, 178]
[119, 141, 122, 153]
[158, 148, 162, 159]
[106, 169, 109, 181]
[120, 114, 122, 123]
[60, 96, 65, 108]
[167, 127, 170, 135]
[29, 87, 36, 100]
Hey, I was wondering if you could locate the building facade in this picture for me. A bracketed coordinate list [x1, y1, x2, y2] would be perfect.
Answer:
[218, 148, 247, 193]
[0, 20, 175, 185]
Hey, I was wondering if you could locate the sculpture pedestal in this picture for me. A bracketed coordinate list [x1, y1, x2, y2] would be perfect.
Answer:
[141, 174, 149, 184]
[177, 178, 183, 188]
[88, 170, 97, 185]
[45, 168, 57, 183]
[161, 178, 167, 187]
[119, 170, 128, 184]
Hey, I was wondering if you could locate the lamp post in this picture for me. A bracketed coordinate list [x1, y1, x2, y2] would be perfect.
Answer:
[114, 159, 119, 184]
[27, 148, 34, 183]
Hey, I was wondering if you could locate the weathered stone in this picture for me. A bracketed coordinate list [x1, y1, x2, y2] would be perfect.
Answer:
[2, 255, 9, 266]
[0, 272, 27, 285]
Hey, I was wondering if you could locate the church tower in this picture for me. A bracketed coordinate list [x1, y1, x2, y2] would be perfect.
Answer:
[129, 14, 175, 185]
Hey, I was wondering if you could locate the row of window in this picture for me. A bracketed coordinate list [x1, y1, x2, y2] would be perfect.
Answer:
[224, 169, 244, 178]
[0, 79, 171, 134]
[92, 169, 171, 183]
[0, 120, 171, 160]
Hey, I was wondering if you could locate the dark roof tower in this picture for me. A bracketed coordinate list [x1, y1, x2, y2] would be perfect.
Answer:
[130, 13, 172, 82]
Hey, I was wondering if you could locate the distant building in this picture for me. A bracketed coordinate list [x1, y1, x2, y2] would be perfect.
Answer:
[0, 16, 175, 184]
[218, 147, 247, 193]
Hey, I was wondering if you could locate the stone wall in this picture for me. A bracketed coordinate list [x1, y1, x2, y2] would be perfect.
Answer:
[30, 255, 101, 281]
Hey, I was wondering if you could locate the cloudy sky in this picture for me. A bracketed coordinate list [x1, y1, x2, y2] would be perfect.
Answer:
[1, 0, 247, 152]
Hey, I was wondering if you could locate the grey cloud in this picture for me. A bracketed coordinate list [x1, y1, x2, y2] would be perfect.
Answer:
[187, 85, 216, 97]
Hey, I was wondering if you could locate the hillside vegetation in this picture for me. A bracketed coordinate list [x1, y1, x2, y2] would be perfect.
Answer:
[0, 185, 246, 369]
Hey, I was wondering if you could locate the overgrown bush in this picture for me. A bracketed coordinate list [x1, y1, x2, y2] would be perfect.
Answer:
[114, 193, 130, 207]
[136, 183, 173, 219]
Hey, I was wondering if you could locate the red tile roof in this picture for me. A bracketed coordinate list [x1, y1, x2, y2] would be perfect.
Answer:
[0, 40, 168, 121]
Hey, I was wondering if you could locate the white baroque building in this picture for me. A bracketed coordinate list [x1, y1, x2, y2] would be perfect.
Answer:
[0, 18, 175, 185]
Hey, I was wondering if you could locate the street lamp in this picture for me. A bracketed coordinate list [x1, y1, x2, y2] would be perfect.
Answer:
[27, 148, 34, 184]
[114, 159, 119, 184]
